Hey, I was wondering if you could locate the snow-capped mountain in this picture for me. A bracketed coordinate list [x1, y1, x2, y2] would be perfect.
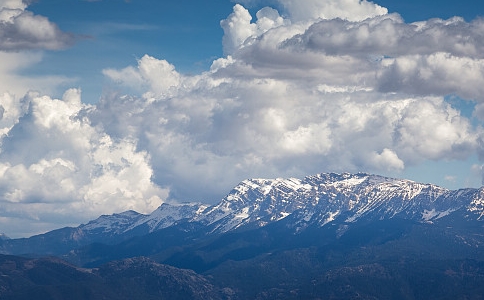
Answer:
[78, 202, 208, 238]
[191, 172, 482, 233]
[59, 172, 484, 273]
[2, 172, 484, 256]
[4, 172, 484, 299]
[0, 203, 209, 255]
[77, 172, 483, 237]
[126, 202, 209, 232]
[74, 210, 145, 239]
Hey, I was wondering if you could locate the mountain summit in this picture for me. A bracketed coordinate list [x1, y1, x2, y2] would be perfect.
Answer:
[2, 172, 483, 256]
[3, 172, 484, 299]
[194, 172, 481, 233]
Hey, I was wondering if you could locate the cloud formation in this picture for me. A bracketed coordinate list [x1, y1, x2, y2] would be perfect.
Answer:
[99, 1, 482, 202]
[275, 0, 387, 22]
[1, 0, 484, 236]
[0, 89, 167, 236]
[0, 0, 74, 51]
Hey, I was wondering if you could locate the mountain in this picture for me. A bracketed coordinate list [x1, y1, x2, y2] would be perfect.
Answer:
[0, 254, 231, 300]
[0, 203, 207, 255]
[2, 172, 484, 256]
[193, 172, 483, 233]
[3, 172, 484, 299]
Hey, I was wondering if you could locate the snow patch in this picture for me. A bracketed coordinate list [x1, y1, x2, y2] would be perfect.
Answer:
[320, 211, 340, 226]
[422, 208, 454, 221]
[333, 175, 368, 188]
[303, 211, 314, 222]
[278, 212, 290, 220]
[261, 184, 273, 195]
[235, 207, 250, 219]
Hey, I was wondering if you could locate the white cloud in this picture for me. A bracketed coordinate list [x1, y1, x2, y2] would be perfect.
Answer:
[98, 57, 479, 203]
[369, 148, 405, 172]
[284, 16, 484, 58]
[0, 52, 73, 97]
[3, 2, 484, 236]
[0, 89, 167, 236]
[378, 53, 484, 100]
[393, 97, 477, 161]
[221, 4, 256, 55]
[221, 4, 288, 55]
[0, 0, 74, 51]
[94, 3, 483, 204]
[103, 55, 181, 99]
[275, 0, 387, 22]
[277, 15, 484, 101]
[0, 1, 76, 98]
[0, 91, 28, 135]
[235, 0, 388, 22]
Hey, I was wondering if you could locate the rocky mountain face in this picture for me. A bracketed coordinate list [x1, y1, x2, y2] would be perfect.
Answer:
[0, 203, 207, 255]
[194, 172, 483, 233]
[2, 172, 484, 256]
[2, 172, 484, 299]
[0, 255, 231, 300]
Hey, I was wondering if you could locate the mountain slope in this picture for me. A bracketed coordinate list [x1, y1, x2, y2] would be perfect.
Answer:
[0, 254, 230, 300]
[0, 203, 207, 256]
[3, 172, 484, 299]
[2, 172, 484, 256]
[58, 173, 484, 270]
[195, 172, 483, 234]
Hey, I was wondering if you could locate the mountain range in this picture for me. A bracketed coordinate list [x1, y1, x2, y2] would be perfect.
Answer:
[2, 172, 484, 299]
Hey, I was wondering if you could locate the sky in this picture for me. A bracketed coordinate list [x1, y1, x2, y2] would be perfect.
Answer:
[1, 0, 484, 238]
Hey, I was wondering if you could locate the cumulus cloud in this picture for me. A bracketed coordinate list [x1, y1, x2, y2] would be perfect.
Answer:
[234, 0, 388, 22]
[0, 0, 74, 51]
[275, 0, 387, 22]
[0, 1, 75, 100]
[2, 0, 484, 236]
[368, 148, 405, 172]
[101, 55, 478, 202]
[377, 53, 484, 100]
[0, 52, 74, 97]
[284, 16, 484, 58]
[98, 1, 484, 203]
[0, 89, 167, 236]
[221, 4, 288, 55]
[103, 55, 181, 98]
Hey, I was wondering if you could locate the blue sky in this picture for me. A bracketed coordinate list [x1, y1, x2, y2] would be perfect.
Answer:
[26, 0, 235, 102]
[1, 0, 484, 237]
[24, 0, 484, 102]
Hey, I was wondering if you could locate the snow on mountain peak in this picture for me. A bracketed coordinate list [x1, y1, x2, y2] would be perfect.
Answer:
[191, 172, 480, 233]
[69, 172, 484, 241]
[127, 202, 209, 232]
[82, 210, 144, 233]
[468, 187, 484, 219]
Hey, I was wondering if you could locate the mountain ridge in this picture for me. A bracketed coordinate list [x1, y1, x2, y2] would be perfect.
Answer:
[1, 172, 483, 256]
[3, 172, 484, 299]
